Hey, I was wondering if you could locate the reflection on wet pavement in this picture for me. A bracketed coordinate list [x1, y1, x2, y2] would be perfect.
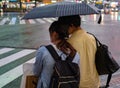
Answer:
[0, 12, 120, 50]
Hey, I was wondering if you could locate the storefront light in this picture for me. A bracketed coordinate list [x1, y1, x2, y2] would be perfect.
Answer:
[51, 0, 57, 3]
[32, 1, 35, 2]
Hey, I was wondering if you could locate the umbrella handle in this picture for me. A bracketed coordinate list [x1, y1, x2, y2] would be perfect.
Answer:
[98, 14, 102, 24]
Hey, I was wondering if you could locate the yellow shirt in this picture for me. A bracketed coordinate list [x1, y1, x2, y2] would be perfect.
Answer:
[68, 29, 100, 88]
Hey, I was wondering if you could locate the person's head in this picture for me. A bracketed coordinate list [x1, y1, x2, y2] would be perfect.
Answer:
[49, 21, 69, 45]
[58, 15, 81, 34]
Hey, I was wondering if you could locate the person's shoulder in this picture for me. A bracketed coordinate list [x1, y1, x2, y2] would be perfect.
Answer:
[37, 45, 49, 54]
[38, 45, 46, 50]
[37, 44, 55, 53]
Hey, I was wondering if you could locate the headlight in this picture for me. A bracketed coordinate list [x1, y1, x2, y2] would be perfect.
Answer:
[111, 8, 114, 10]
[115, 8, 118, 11]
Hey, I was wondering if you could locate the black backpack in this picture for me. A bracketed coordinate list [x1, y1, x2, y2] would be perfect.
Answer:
[46, 45, 80, 88]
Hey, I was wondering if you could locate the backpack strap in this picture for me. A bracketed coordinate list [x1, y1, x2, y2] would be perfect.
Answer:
[87, 32, 112, 87]
[45, 45, 60, 62]
[105, 74, 112, 88]
[87, 32, 102, 48]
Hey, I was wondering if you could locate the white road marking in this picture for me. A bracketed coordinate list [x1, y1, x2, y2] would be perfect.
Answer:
[9, 17, 17, 25]
[0, 48, 14, 55]
[20, 20, 26, 24]
[36, 19, 46, 24]
[0, 18, 8, 25]
[0, 58, 35, 88]
[28, 19, 36, 24]
[0, 49, 36, 67]
[43, 18, 54, 23]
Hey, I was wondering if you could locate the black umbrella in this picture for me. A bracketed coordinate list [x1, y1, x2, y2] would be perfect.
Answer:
[22, 2, 100, 19]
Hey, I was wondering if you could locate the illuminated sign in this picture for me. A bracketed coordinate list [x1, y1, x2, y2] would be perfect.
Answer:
[9, 0, 18, 2]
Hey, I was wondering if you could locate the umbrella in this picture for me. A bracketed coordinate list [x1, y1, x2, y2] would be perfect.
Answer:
[22, 1, 100, 19]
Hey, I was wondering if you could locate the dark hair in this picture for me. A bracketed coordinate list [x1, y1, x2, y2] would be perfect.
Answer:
[58, 15, 81, 27]
[49, 21, 69, 39]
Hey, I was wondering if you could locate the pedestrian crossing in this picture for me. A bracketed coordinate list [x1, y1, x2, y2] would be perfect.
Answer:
[0, 47, 36, 88]
[0, 15, 89, 26]
[0, 16, 58, 25]
[0, 47, 120, 88]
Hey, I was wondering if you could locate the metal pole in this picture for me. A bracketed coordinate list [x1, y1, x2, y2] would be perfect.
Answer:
[35, 0, 37, 7]
[19, 0, 22, 9]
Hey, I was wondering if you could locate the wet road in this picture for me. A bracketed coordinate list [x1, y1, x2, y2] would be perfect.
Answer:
[0, 12, 120, 87]
[0, 12, 120, 57]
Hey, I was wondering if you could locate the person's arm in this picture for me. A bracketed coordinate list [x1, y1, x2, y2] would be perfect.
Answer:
[33, 47, 44, 76]
[58, 40, 76, 58]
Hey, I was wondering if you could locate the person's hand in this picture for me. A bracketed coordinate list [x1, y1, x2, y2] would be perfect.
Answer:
[58, 40, 76, 58]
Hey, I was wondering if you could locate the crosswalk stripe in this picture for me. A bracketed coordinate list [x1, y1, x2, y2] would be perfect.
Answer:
[0, 48, 14, 55]
[0, 51, 36, 75]
[43, 18, 54, 23]
[50, 18, 57, 21]
[20, 20, 26, 24]
[0, 18, 9, 25]
[0, 49, 36, 67]
[27, 57, 35, 63]
[0, 17, 57, 25]
[0, 49, 22, 59]
[36, 19, 46, 24]
[18, 16, 26, 24]
[2, 75, 22, 88]
[28, 19, 36, 24]
[9, 17, 17, 25]
[0, 58, 35, 88]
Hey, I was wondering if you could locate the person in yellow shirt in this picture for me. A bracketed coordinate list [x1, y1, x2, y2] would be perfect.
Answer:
[58, 15, 100, 88]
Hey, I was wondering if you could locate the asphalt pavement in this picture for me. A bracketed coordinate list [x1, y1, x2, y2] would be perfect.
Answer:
[0, 12, 120, 88]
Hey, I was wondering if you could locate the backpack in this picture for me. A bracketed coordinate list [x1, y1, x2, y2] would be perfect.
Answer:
[46, 45, 80, 88]
[88, 33, 120, 88]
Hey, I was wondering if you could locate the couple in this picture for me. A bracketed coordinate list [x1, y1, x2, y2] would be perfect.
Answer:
[33, 15, 100, 88]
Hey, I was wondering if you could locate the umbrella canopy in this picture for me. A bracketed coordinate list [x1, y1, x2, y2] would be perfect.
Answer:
[22, 2, 100, 19]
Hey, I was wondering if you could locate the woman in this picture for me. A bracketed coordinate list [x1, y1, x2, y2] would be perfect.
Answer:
[33, 21, 80, 88]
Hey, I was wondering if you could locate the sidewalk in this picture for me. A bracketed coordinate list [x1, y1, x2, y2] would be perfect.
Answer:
[100, 70, 120, 88]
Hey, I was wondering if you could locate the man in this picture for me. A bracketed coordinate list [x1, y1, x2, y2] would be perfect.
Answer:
[33, 21, 80, 88]
[58, 15, 100, 88]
